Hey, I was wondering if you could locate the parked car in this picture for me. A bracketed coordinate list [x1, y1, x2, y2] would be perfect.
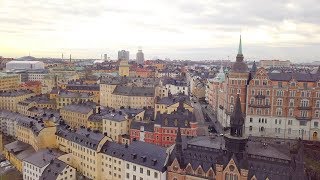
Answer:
[0, 160, 11, 167]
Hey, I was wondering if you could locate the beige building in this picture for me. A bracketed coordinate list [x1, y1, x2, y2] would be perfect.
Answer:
[260, 60, 291, 68]
[155, 95, 193, 115]
[100, 84, 155, 109]
[102, 110, 130, 142]
[55, 125, 110, 180]
[16, 115, 57, 151]
[60, 102, 98, 129]
[0, 73, 21, 90]
[55, 90, 94, 109]
[0, 90, 35, 112]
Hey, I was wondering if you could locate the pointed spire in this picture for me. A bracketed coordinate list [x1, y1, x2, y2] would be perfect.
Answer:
[175, 125, 184, 166]
[176, 126, 182, 144]
[230, 93, 245, 137]
[238, 35, 242, 55]
[251, 61, 257, 72]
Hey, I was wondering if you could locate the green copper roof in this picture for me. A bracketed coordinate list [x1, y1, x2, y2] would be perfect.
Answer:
[238, 35, 242, 55]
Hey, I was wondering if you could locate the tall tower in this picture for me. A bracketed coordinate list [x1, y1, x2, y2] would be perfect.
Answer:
[119, 60, 130, 77]
[220, 35, 249, 127]
[136, 48, 145, 65]
[224, 94, 247, 154]
[118, 50, 129, 61]
[175, 126, 184, 166]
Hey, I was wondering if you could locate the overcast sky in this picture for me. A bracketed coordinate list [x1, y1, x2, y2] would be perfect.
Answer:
[1, 0, 320, 61]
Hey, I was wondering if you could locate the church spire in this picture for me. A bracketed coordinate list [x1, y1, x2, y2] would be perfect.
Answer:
[230, 94, 245, 137]
[238, 35, 242, 55]
[175, 126, 184, 166]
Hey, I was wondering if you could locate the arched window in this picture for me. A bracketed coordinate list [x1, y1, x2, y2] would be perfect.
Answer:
[230, 96, 234, 104]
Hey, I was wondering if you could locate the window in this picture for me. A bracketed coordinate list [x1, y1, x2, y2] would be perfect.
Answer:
[316, 100, 320, 108]
[276, 90, 282, 96]
[255, 80, 259, 86]
[276, 108, 282, 116]
[133, 165, 136, 171]
[289, 91, 296, 97]
[314, 122, 319, 127]
[251, 90, 255, 95]
[249, 126, 252, 131]
[126, 173, 129, 179]
[230, 96, 234, 104]
[300, 99, 309, 107]
[300, 121, 307, 126]
[300, 110, 308, 117]
[266, 90, 270, 96]
[133, 175, 136, 180]
[140, 168, 143, 173]
[154, 172, 158, 178]
[265, 98, 270, 105]
[289, 109, 294, 117]
[315, 111, 320, 118]
[276, 98, 283, 106]
[288, 128, 291, 134]
[126, 164, 129, 169]
[278, 82, 282, 88]
[249, 118, 253, 123]
[250, 98, 254, 105]
[288, 120, 293, 125]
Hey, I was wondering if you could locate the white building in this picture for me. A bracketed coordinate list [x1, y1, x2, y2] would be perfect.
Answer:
[156, 78, 188, 98]
[6, 61, 45, 71]
[0, 110, 19, 137]
[136, 49, 145, 65]
[38, 159, 76, 180]
[23, 150, 61, 180]
[100, 141, 168, 180]
[28, 70, 49, 83]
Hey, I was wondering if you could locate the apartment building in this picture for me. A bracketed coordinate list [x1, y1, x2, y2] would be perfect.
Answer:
[246, 67, 320, 140]
[16, 115, 57, 151]
[99, 140, 168, 180]
[56, 90, 94, 109]
[60, 101, 97, 129]
[0, 89, 35, 112]
[0, 72, 21, 90]
[39, 159, 76, 180]
[23, 149, 61, 180]
[131, 101, 198, 147]
[55, 125, 110, 180]
[156, 78, 188, 98]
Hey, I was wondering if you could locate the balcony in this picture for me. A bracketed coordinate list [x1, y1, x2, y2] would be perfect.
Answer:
[295, 116, 312, 121]
[248, 104, 271, 108]
[297, 106, 312, 110]
[255, 94, 266, 99]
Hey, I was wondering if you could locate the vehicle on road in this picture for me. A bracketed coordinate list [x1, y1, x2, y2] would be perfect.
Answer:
[0, 160, 11, 167]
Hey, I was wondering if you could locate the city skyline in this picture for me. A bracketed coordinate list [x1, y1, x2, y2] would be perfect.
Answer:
[1, 0, 320, 61]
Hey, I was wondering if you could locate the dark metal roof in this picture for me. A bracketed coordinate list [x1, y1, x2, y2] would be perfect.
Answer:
[100, 141, 168, 172]
[113, 85, 155, 97]
[39, 159, 68, 180]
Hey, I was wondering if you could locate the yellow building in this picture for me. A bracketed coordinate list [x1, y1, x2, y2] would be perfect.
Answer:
[0, 89, 35, 112]
[0, 73, 21, 90]
[66, 83, 100, 104]
[17, 95, 56, 116]
[119, 60, 130, 77]
[102, 110, 131, 142]
[101, 85, 155, 109]
[16, 116, 57, 151]
[56, 90, 94, 109]
[3, 140, 35, 172]
[55, 125, 111, 180]
[60, 102, 98, 129]
[155, 95, 193, 115]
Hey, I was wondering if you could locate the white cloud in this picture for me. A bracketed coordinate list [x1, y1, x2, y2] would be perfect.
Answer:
[0, 0, 319, 61]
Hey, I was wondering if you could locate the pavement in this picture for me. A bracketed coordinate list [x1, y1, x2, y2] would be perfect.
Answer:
[191, 99, 224, 136]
